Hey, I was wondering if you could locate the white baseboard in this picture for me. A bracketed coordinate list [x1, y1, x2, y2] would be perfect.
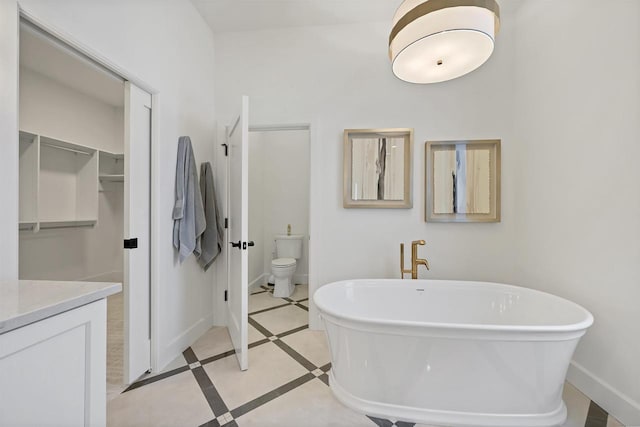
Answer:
[249, 273, 268, 292]
[293, 273, 308, 285]
[78, 270, 123, 283]
[567, 360, 640, 426]
[158, 313, 213, 371]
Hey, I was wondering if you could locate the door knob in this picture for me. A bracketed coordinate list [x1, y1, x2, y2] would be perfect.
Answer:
[247, 241, 255, 247]
[230, 241, 241, 248]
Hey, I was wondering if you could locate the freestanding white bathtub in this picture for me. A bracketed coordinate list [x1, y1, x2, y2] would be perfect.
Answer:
[314, 279, 593, 427]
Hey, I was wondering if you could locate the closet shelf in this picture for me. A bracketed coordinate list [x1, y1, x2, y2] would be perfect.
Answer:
[19, 221, 37, 231]
[39, 220, 97, 230]
[99, 174, 124, 182]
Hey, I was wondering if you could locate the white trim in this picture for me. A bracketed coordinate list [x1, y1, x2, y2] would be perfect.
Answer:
[567, 361, 640, 426]
[16, 5, 160, 374]
[293, 273, 308, 285]
[308, 118, 322, 330]
[249, 273, 268, 290]
[159, 313, 213, 370]
[249, 124, 310, 132]
[76, 270, 123, 283]
[18, 6, 156, 94]
[149, 94, 161, 373]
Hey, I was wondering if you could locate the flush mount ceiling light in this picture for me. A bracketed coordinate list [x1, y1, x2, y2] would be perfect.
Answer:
[389, 0, 500, 84]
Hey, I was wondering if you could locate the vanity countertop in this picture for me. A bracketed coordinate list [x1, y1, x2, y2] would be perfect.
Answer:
[0, 280, 121, 334]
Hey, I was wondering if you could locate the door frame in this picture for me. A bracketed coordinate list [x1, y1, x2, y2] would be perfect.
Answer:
[231, 121, 321, 330]
[18, 6, 161, 373]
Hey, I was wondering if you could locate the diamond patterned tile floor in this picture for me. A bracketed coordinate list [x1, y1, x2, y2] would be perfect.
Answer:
[109, 284, 626, 427]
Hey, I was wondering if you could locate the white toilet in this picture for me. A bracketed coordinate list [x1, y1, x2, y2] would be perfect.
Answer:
[269, 234, 303, 298]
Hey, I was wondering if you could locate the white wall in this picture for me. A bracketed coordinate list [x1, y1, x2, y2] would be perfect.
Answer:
[18, 67, 124, 282]
[513, 1, 640, 424]
[0, 0, 20, 280]
[214, 4, 640, 423]
[214, 17, 518, 327]
[248, 132, 265, 287]
[19, 67, 123, 152]
[0, 0, 218, 371]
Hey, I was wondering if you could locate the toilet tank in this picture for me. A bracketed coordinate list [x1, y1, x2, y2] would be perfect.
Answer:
[275, 234, 304, 259]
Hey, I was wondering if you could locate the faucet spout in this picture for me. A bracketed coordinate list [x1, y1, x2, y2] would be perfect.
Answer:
[400, 240, 430, 279]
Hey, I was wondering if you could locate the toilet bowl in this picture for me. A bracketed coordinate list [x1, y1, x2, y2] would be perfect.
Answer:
[271, 257, 297, 298]
[270, 234, 304, 298]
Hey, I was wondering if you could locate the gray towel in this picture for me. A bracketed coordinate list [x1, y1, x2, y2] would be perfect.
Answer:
[198, 162, 223, 271]
[173, 136, 206, 262]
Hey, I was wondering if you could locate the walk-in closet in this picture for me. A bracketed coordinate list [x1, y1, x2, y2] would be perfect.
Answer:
[18, 22, 127, 396]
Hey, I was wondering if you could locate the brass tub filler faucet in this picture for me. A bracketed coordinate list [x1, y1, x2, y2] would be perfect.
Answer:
[401, 240, 430, 279]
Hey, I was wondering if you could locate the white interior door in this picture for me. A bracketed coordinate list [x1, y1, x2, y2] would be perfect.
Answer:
[227, 96, 249, 370]
[123, 81, 152, 383]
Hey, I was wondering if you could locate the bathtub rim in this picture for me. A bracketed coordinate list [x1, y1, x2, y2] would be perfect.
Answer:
[328, 370, 569, 427]
[314, 279, 594, 335]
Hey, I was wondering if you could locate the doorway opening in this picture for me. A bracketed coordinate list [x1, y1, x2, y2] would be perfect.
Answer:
[16, 17, 154, 396]
[246, 127, 311, 348]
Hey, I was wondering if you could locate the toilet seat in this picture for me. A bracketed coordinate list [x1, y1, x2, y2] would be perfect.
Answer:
[271, 257, 296, 268]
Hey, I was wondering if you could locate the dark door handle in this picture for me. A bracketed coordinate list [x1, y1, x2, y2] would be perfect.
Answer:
[230, 241, 241, 248]
[124, 238, 138, 249]
[247, 241, 255, 247]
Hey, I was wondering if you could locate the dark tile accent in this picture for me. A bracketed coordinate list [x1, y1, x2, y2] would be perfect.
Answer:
[276, 324, 308, 339]
[248, 316, 274, 337]
[222, 421, 239, 427]
[250, 290, 267, 295]
[295, 303, 309, 312]
[230, 373, 315, 419]
[283, 297, 295, 303]
[248, 338, 270, 349]
[198, 419, 220, 427]
[191, 366, 229, 416]
[395, 421, 416, 427]
[319, 362, 332, 372]
[367, 416, 394, 427]
[296, 297, 309, 303]
[318, 373, 329, 386]
[123, 365, 190, 392]
[585, 401, 609, 427]
[200, 349, 237, 366]
[183, 347, 199, 364]
[248, 302, 291, 316]
[272, 339, 317, 371]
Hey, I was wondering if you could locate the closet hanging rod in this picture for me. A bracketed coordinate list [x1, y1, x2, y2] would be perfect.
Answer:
[41, 142, 92, 156]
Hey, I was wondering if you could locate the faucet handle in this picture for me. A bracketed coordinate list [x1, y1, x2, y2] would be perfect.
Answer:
[411, 240, 426, 246]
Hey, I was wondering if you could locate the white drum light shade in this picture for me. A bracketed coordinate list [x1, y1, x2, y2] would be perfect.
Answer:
[389, 0, 500, 84]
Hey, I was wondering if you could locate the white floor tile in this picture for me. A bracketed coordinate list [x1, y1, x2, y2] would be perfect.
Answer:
[290, 284, 308, 301]
[204, 342, 308, 410]
[249, 323, 265, 343]
[191, 326, 235, 360]
[562, 382, 591, 427]
[251, 304, 309, 335]
[234, 378, 375, 427]
[607, 415, 625, 427]
[249, 291, 288, 313]
[107, 371, 213, 427]
[280, 328, 331, 367]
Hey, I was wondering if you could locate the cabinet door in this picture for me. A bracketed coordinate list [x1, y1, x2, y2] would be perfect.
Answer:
[124, 81, 152, 383]
[0, 300, 107, 427]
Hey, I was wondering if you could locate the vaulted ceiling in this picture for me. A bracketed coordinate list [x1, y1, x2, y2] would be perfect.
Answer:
[191, 0, 523, 34]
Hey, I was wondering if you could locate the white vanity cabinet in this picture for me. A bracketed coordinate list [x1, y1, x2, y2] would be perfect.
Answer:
[0, 280, 120, 427]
